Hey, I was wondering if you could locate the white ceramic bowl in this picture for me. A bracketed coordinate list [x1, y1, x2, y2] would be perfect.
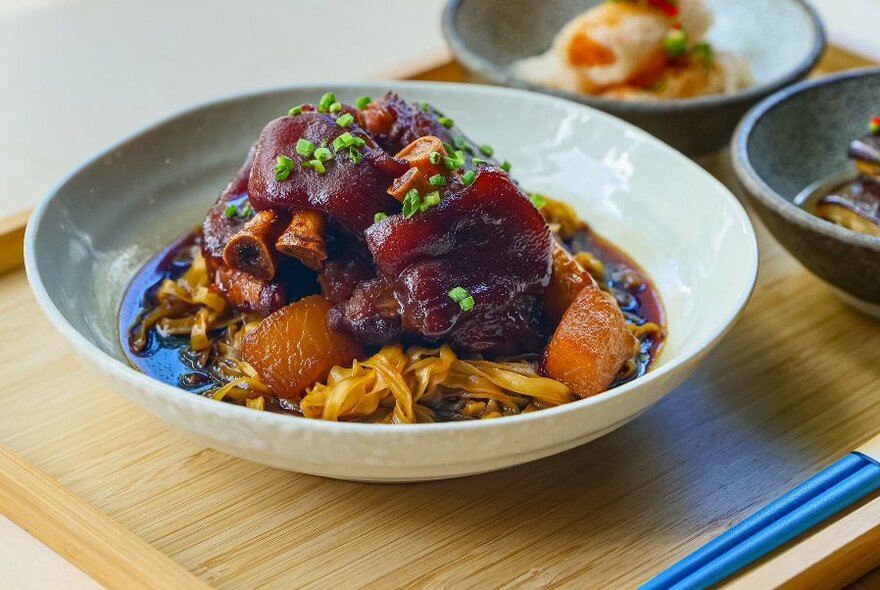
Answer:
[26, 81, 758, 482]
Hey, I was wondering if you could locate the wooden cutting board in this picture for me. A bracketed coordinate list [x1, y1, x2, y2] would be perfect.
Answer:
[1, 47, 879, 589]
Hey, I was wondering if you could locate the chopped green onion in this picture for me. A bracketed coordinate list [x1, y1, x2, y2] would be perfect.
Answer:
[317, 92, 336, 113]
[423, 191, 441, 207]
[355, 96, 371, 109]
[352, 136, 366, 148]
[223, 204, 238, 218]
[274, 154, 295, 181]
[428, 151, 442, 165]
[429, 174, 446, 187]
[419, 101, 431, 113]
[479, 144, 494, 156]
[443, 157, 460, 171]
[442, 141, 455, 155]
[461, 170, 476, 187]
[373, 212, 387, 223]
[329, 102, 343, 113]
[691, 41, 714, 65]
[348, 146, 363, 164]
[240, 204, 254, 218]
[453, 136, 466, 150]
[314, 147, 333, 162]
[301, 160, 313, 169]
[529, 194, 546, 209]
[438, 116, 454, 128]
[288, 105, 303, 116]
[336, 113, 354, 128]
[472, 158, 486, 165]
[663, 29, 688, 59]
[309, 159, 326, 174]
[333, 132, 354, 152]
[296, 138, 315, 158]
[501, 161, 511, 173]
[402, 189, 421, 219]
[448, 286, 475, 310]
[448, 287, 469, 302]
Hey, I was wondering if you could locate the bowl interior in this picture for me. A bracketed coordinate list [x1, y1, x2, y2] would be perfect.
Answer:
[744, 71, 880, 202]
[449, 0, 819, 94]
[28, 82, 756, 399]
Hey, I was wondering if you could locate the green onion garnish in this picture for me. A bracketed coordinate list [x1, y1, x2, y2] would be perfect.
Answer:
[348, 146, 363, 164]
[448, 287, 475, 311]
[501, 161, 511, 173]
[352, 136, 366, 148]
[314, 147, 333, 162]
[429, 174, 446, 187]
[428, 151, 441, 165]
[296, 138, 315, 158]
[355, 96, 371, 109]
[301, 160, 313, 169]
[442, 141, 455, 155]
[329, 102, 343, 113]
[402, 189, 421, 219]
[333, 132, 354, 152]
[419, 101, 431, 113]
[373, 212, 387, 223]
[240, 204, 254, 218]
[691, 41, 714, 65]
[317, 92, 336, 113]
[452, 136, 466, 150]
[479, 144, 494, 156]
[423, 191, 440, 207]
[472, 158, 486, 165]
[223, 204, 238, 218]
[438, 116, 454, 128]
[663, 29, 688, 59]
[443, 157, 460, 171]
[274, 154, 295, 181]
[336, 113, 354, 128]
[461, 170, 476, 187]
[309, 159, 326, 174]
[288, 105, 303, 117]
[529, 194, 546, 209]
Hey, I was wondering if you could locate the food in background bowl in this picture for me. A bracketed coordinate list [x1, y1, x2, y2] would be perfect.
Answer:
[512, 0, 752, 100]
[122, 92, 665, 424]
[796, 117, 880, 238]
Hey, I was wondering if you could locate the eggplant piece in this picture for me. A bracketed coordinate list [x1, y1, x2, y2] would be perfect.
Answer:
[816, 180, 880, 238]
[849, 134, 880, 180]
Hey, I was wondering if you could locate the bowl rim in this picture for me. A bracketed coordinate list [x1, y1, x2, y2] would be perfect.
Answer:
[442, 0, 826, 113]
[25, 79, 759, 434]
[731, 66, 880, 253]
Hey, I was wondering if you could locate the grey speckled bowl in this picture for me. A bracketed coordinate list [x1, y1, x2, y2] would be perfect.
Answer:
[443, 0, 825, 156]
[733, 68, 880, 316]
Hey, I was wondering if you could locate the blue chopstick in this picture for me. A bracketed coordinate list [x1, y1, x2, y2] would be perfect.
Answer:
[642, 452, 880, 590]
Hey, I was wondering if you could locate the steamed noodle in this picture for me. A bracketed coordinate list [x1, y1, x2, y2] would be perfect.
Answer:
[129, 196, 663, 423]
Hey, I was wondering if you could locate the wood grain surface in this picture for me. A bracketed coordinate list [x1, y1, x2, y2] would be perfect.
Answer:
[1, 47, 879, 589]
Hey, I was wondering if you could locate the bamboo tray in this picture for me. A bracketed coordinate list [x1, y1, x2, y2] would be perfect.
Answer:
[1, 48, 879, 589]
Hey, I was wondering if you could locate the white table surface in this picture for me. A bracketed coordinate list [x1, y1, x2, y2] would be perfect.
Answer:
[1, 1, 877, 588]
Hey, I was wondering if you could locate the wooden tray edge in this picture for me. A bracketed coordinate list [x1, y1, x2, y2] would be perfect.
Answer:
[0, 445, 209, 590]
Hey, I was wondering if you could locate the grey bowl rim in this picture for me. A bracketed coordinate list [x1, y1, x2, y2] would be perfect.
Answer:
[731, 66, 880, 253]
[23, 79, 758, 432]
[442, 0, 826, 113]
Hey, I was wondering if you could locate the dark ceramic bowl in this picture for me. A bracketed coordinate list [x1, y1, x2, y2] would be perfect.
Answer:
[443, 0, 825, 156]
[733, 68, 880, 317]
